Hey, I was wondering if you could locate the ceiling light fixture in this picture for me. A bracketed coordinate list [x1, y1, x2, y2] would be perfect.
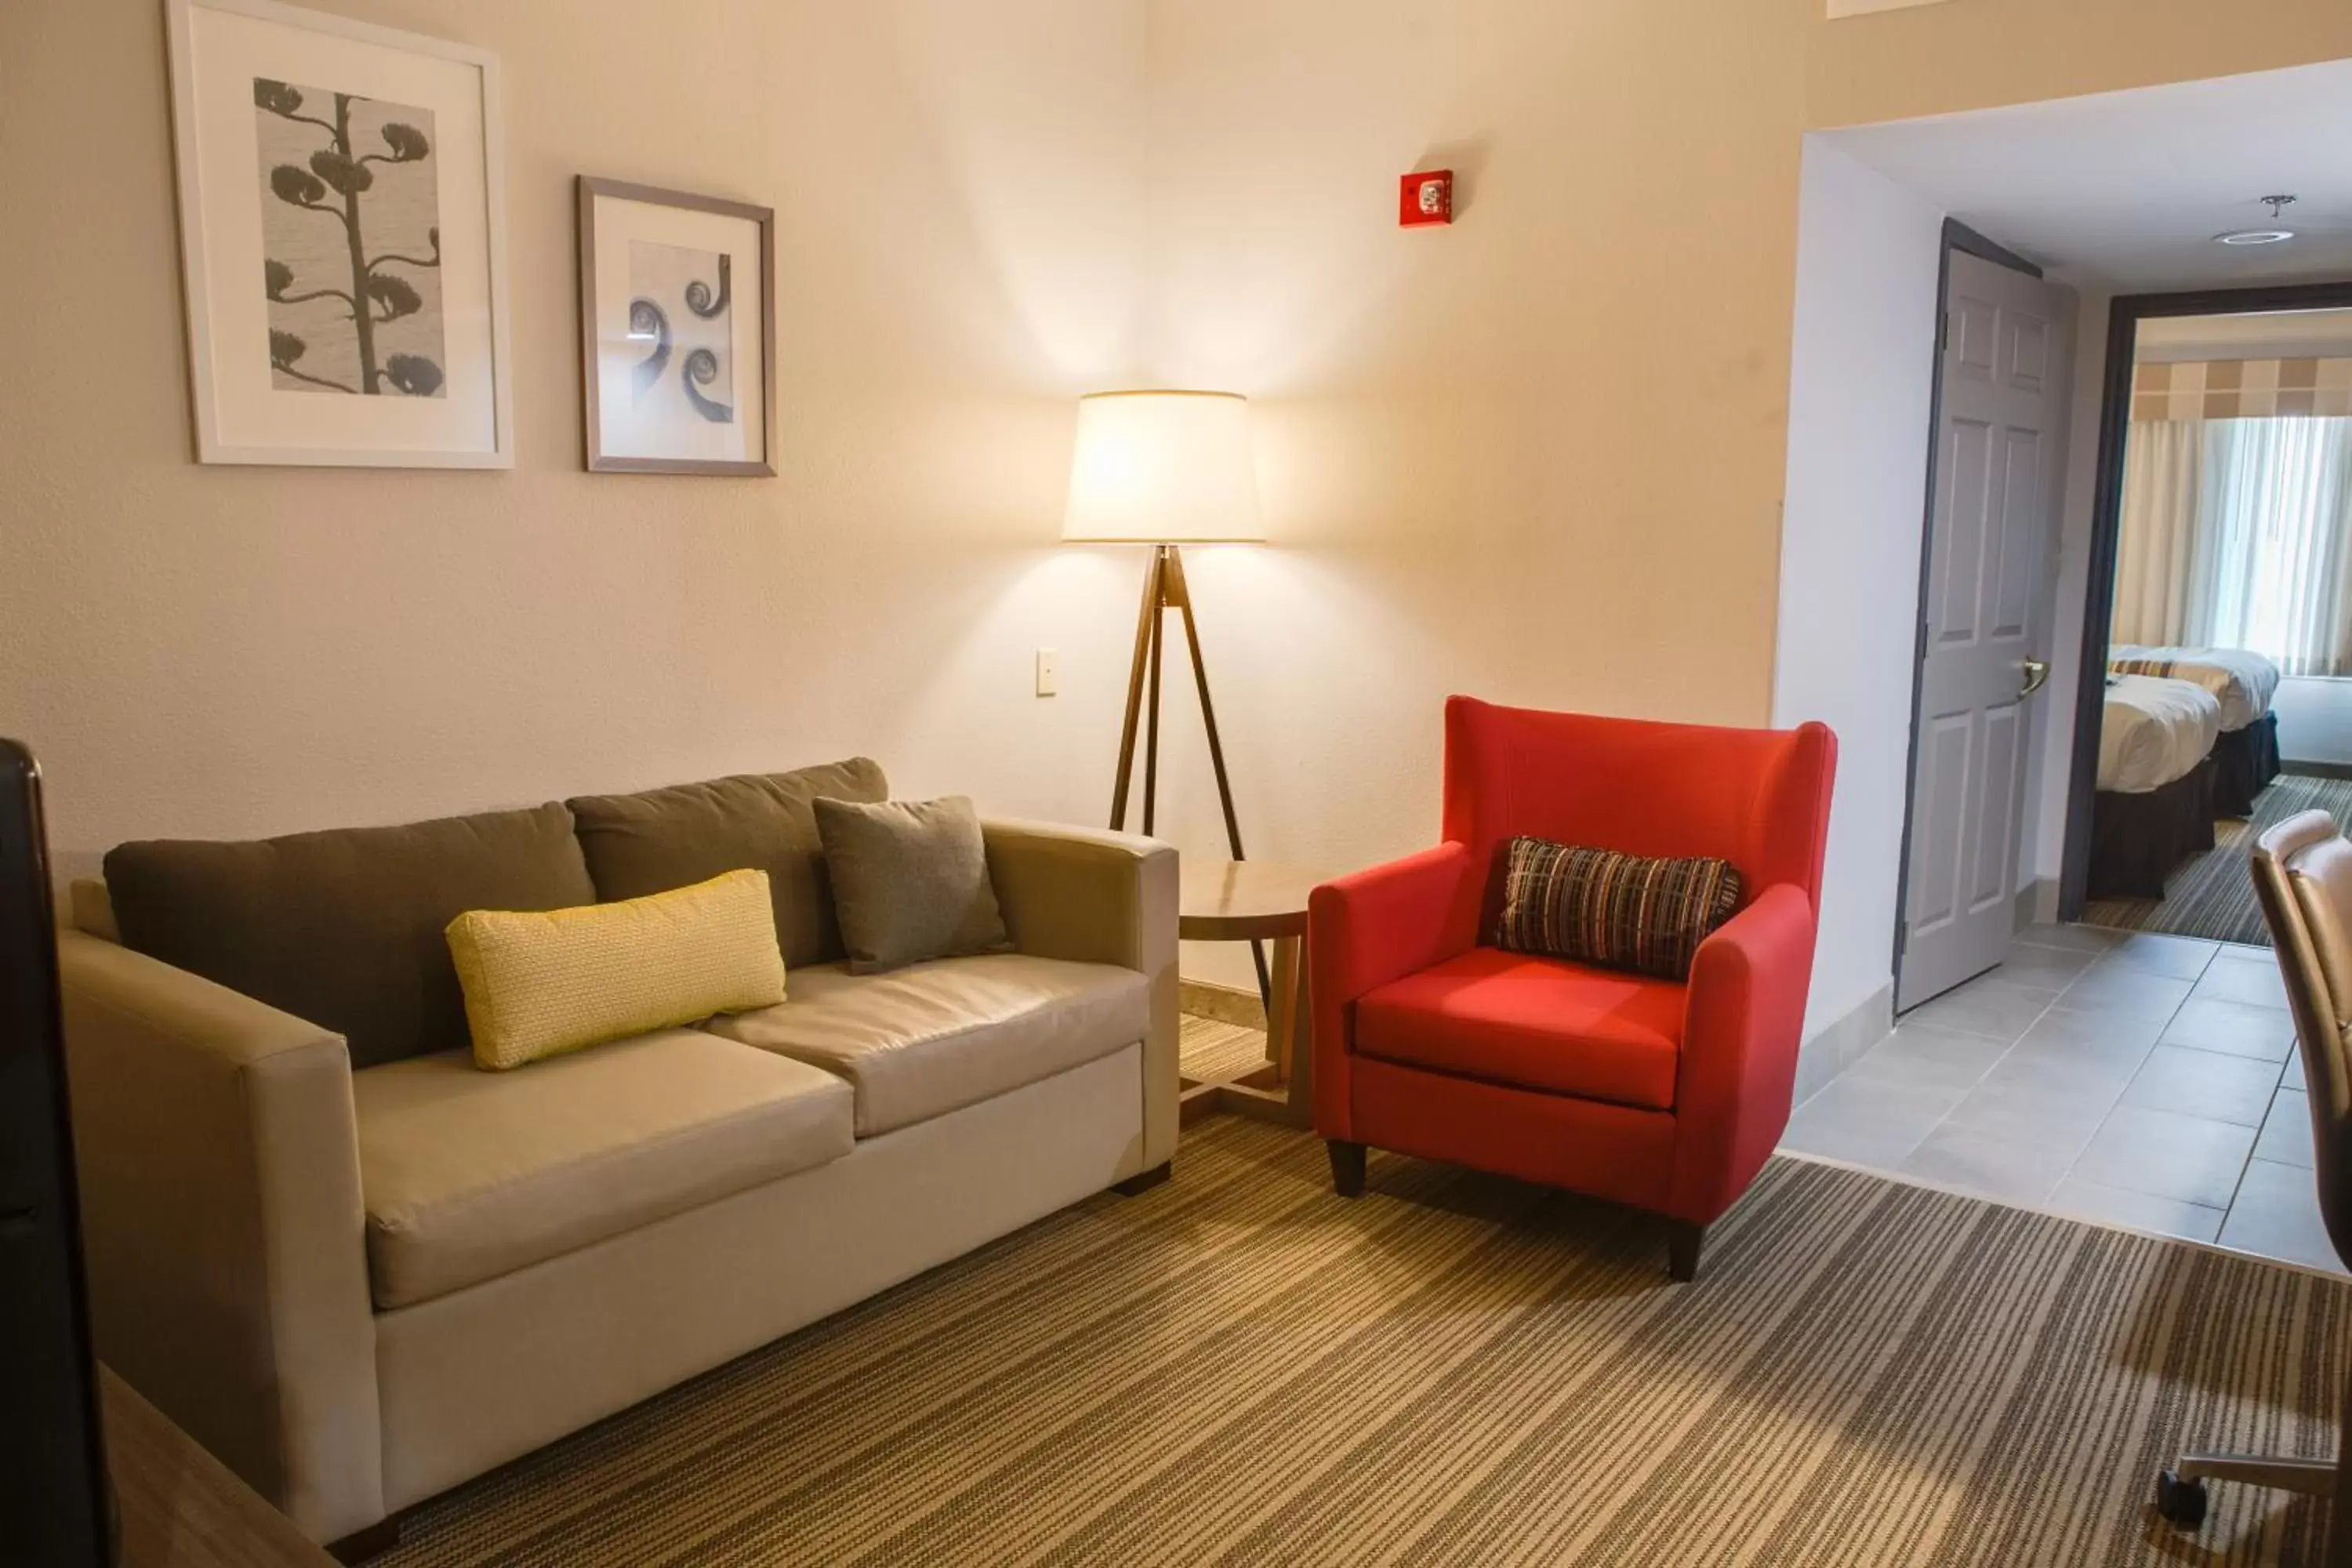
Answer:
[2218, 194, 2300, 246]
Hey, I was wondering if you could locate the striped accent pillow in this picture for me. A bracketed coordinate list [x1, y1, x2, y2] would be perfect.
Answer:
[2109, 655, 2183, 681]
[1491, 838, 1744, 981]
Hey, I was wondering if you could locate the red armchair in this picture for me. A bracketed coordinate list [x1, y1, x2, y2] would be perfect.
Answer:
[1309, 698, 1835, 1280]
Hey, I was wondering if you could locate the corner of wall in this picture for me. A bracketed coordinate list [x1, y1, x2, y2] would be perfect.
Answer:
[1779, 134, 1945, 1044]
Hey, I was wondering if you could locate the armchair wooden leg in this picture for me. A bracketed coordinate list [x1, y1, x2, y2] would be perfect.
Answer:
[1667, 1220, 1706, 1283]
[1327, 1140, 1367, 1198]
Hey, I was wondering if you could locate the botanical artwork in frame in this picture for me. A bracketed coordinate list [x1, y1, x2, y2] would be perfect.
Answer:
[578, 178, 775, 476]
[166, 0, 514, 467]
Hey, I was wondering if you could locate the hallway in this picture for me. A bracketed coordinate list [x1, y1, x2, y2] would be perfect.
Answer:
[1782, 924, 2338, 1273]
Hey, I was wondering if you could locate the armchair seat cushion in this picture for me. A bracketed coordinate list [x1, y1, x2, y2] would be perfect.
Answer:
[354, 1029, 852, 1309]
[1354, 946, 1682, 1111]
[707, 954, 1149, 1136]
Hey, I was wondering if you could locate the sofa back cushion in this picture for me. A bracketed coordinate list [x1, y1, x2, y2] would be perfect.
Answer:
[104, 804, 598, 1069]
[566, 758, 887, 968]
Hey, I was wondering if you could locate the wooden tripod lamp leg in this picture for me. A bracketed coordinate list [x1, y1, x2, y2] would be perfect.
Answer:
[1109, 546, 1168, 832]
[1163, 546, 1271, 1004]
[1107, 545, 1269, 1009]
[1143, 572, 1164, 836]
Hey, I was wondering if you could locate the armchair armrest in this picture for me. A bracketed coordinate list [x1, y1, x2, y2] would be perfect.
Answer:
[1307, 841, 1483, 1138]
[982, 819, 1180, 1168]
[1668, 883, 1817, 1224]
[56, 931, 383, 1543]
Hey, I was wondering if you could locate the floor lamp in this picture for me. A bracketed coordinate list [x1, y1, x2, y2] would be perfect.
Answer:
[1062, 390, 1270, 1000]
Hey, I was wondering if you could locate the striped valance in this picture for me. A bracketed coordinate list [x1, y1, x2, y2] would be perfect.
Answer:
[2132, 357, 2352, 421]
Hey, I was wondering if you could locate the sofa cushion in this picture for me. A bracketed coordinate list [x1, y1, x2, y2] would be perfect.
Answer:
[567, 759, 887, 971]
[105, 804, 598, 1069]
[448, 869, 786, 1070]
[354, 1029, 852, 1308]
[812, 795, 1011, 973]
[706, 954, 1147, 1136]
[1355, 946, 1682, 1111]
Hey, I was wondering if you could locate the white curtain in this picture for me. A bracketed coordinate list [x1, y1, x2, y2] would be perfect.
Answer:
[2195, 419, 2352, 677]
[2111, 416, 2352, 677]
[2110, 421, 2205, 648]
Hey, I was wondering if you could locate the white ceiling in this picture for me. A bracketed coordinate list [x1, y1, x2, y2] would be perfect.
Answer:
[1821, 57, 2352, 292]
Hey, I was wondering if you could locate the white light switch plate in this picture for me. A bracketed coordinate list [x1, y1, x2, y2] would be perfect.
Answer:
[1035, 648, 1059, 697]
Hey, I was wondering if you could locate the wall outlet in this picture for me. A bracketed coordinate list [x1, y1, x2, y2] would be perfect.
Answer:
[1035, 648, 1060, 698]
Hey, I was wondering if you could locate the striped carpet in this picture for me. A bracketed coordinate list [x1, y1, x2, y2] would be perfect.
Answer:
[1179, 1013, 1272, 1083]
[368, 1120, 2348, 1567]
[2084, 772, 2352, 946]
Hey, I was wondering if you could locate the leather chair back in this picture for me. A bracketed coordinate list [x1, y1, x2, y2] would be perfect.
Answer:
[2250, 809, 2352, 1269]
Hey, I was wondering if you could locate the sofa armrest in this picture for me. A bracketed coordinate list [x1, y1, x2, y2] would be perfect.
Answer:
[1307, 842, 1483, 1138]
[1668, 884, 1817, 1225]
[57, 931, 383, 1543]
[982, 820, 1180, 1170]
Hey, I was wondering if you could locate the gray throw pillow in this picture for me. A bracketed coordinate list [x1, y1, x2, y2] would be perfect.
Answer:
[568, 758, 887, 969]
[811, 795, 1012, 974]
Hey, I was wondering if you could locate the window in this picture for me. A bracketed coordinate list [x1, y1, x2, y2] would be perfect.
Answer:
[2197, 418, 2352, 677]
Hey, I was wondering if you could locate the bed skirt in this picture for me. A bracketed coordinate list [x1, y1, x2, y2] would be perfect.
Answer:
[2212, 712, 2281, 817]
[2088, 757, 2217, 901]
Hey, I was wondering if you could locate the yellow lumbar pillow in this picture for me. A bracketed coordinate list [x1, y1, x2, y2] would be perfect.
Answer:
[447, 869, 786, 1071]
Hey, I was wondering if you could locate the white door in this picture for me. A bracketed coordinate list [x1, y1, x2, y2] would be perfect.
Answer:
[1896, 251, 2070, 1012]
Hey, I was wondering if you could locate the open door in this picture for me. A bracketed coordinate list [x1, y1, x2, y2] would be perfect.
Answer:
[1896, 246, 2071, 1012]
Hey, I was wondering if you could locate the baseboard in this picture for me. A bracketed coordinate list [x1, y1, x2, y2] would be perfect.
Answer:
[2015, 877, 2060, 928]
[1181, 978, 1265, 1029]
[1793, 984, 1894, 1107]
[2284, 759, 2352, 780]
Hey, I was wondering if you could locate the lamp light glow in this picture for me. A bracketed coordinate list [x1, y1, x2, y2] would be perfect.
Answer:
[1061, 391, 1265, 544]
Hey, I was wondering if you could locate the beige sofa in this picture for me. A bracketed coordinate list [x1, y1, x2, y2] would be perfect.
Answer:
[55, 760, 1177, 1547]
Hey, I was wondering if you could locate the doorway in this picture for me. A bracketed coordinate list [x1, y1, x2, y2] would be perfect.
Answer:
[1773, 59, 2352, 1265]
[2061, 283, 2352, 943]
[1776, 56, 2352, 1044]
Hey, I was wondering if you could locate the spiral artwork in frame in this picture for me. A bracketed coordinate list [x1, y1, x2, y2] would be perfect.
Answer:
[579, 178, 775, 476]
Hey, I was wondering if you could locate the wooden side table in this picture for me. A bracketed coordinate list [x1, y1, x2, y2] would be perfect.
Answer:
[103, 1366, 338, 1567]
[1179, 859, 1323, 1130]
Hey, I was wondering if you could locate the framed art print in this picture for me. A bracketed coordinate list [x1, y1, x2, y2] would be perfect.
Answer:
[578, 177, 775, 476]
[165, 0, 514, 467]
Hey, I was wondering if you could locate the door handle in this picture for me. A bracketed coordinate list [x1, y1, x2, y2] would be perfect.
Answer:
[2021, 657, 2050, 698]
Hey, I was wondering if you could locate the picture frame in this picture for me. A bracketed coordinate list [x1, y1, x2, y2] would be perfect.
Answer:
[165, 0, 514, 468]
[576, 176, 777, 477]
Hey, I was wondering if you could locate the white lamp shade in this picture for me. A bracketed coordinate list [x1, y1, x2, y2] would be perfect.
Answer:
[1061, 391, 1265, 543]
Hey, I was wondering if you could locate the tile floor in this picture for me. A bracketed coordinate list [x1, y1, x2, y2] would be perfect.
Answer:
[1780, 924, 2343, 1275]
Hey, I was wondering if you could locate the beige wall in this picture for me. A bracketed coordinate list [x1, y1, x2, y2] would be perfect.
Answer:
[1142, 0, 2352, 993]
[8, 0, 2352, 993]
[0, 0, 1150, 878]
[1142, 0, 1809, 978]
[1809, 0, 2352, 128]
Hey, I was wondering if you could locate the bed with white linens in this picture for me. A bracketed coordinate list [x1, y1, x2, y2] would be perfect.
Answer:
[2107, 645, 2279, 731]
[2088, 674, 2222, 899]
[2098, 675, 2221, 794]
[2107, 644, 2283, 813]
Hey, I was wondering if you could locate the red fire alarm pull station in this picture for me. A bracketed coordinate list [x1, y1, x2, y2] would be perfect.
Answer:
[1400, 169, 1453, 227]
